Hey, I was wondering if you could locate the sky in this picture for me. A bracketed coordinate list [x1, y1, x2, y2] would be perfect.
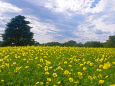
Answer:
[0, 0, 115, 43]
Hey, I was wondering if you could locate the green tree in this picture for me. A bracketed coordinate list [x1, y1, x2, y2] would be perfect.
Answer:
[84, 41, 103, 47]
[2, 15, 34, 46]
[45, 42, 62, 46]
[0, 41, 2, 47]
[104, 35, 115, 48]
[63, 40, 77, 46]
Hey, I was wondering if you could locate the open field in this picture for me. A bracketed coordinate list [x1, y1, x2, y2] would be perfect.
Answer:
[0, 46, 115, 86]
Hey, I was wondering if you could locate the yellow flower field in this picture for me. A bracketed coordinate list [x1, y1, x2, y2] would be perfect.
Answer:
[0, 46, 115, 86]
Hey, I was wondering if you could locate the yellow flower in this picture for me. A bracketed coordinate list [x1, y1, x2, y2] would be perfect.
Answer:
[110, 84, 115, 86]
[78, 72, 82, 76]
[99, 64, 103, 68]
[44, 66, 48, 71]
[112, 62, 115, 64]
[40, 82, 44, 85]
[52, 73, 57, 78]
[69, 77, 74, 82]
[100, 58, 104, 62]
[35, 82, 39, 85]
[64, 70, 71, 75]
[78, 72, 83, 79]
[40, 58, 43, 62]
[69, 65, 72, 67]
[46, 82, 49, 84]
[57, 81, 61, 84]
[98, 74, 102, 79]
[14, 67, 22, 72]
[105, 75, 109, 78]
[74, 81, 79, 84]
[93, 75, 97, 79]
[70, 69, 73, 71]
[57, 66, 63, 70]
[99, 80, 104, 84]
[96, 68, 102, 72]
[47, 78, 51, 82]
[35, 57, 38, 60]
[103, 62, 111, 69]
[0, 59, 3, 62]
[83, 67, 87, 71]
[25, 66, 29, 69]
[13, 62, 16, 65]
[45, 60, 51, 65]
[64, 61, 67, 64]
[80, 64, 83, 67]
[37, 64, 42, 67]
[45, 72, 49, 75]
[53, 85, 56, 86]
[1, 80, 4, 82]
[87, 61, 91, 64]
[49, 66, 53, 69]
[89, 62, 94, 66]
[23, 59, 26, 61]
[88, 75, 92, 80]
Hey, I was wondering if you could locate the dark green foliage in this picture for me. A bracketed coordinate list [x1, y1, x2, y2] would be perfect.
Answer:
[2, 15, 34, 46]
[45, 42, 62, 46]
[76, 43, 84, 47]
[63, 40, 77, 46]
[84, 41, 103, 47]
[0, 41, 2, 47]
[104, 35, 115, 48]
[34, 41, 40, 46]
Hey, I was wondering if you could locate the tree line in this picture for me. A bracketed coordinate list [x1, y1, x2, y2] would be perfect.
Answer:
[0, 15, 115, 48]
[39, 37, 115, 48]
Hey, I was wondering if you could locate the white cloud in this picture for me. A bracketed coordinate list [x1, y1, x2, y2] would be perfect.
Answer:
[87, 15, 115, 33]
[0, 1, 22, 14]
[26, 15, 60, 43]
[25, 0, 107, 15]
[0, 1, 22, 23]
[105, 0, 115, 11]
[74, 14, 115, 42]
[0, 1, 22, 27]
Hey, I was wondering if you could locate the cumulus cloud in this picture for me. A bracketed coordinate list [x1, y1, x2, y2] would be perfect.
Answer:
[74, 14, 115, 42]
[0, 1, 22, 14]
[0, 1, 22, 26]
[44, 0, 105, 14]
[26, 16, 60, 43]
[25, 0, 107, 15]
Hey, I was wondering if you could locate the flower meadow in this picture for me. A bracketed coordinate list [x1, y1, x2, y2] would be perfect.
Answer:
[0, 46, 115, 86]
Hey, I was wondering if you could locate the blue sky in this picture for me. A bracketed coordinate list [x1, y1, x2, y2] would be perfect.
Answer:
[0, 0, 115, 43]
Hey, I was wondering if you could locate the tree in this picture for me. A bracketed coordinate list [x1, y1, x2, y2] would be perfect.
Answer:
[84, 41, 103, 47]
[104, 35, 115, 48]
[34, 41, 40, 46]
[2, 15, 34, 46]
[45, 42, 62, 46]
[76, 42, 84, 47]
[63, 40, 77, 46]
[0, 41, 2, 47]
